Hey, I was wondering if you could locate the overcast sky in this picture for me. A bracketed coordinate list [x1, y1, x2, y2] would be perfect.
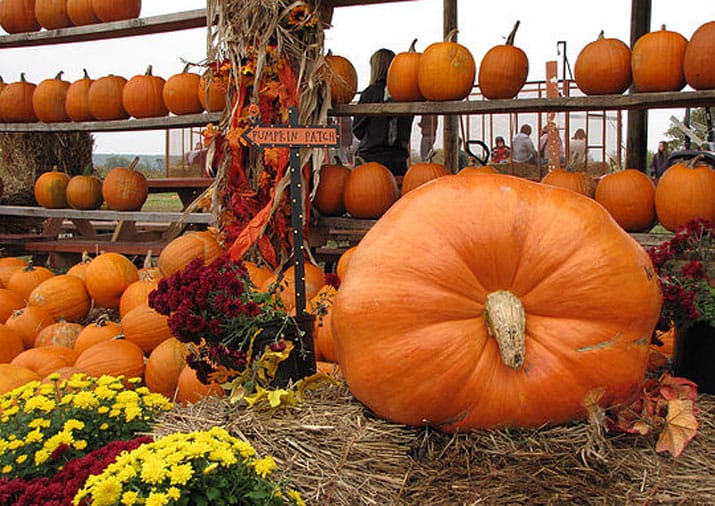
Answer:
[1, 0, 711, 155]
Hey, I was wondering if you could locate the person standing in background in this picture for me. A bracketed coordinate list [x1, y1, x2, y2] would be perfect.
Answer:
[651, 140, 671, 180]
[569, 128, 587, 169]
[352, 49, 414, 177]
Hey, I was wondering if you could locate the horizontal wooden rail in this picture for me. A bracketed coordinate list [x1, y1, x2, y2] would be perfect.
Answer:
[0, 112, 223, 133]
[0, 206, 212, 224]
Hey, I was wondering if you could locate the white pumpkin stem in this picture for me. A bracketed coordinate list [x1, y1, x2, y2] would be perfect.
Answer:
[484, 290, 526, 369]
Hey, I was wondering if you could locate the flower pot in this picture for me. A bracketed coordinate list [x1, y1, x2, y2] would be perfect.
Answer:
[255, 313, 317, 387]
[673, 321, 715, 394]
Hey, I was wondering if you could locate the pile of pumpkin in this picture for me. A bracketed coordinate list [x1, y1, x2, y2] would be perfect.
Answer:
[0, 229, 344, 402]
[326, 20, 714, 106]
[0, 63, 226, 123]
[33, 160, 149, 211]
[0, 0, 141, 34]
[313, 154, 715, 235]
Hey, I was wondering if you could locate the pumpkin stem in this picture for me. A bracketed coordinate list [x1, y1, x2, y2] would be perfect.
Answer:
[505, 20, 521, 46]
[145, 65, 153, 76]
[685, 154, 705, 168]
[408, 38, 418, 52]
[484, 290, 526, 369]
[82, 68, 90, 79]
[128, 156, 140, 170]
[445, 28, 458, 43]
[597, 30, 605, 40]
[54, 70, 64, 80]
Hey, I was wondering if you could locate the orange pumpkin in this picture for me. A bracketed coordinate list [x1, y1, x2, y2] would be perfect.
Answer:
[163, 64, 204, 115]
[65, 252, 92, 280]
[158, 230, 224, 277]
[0, 288, 25, 323]
[0, 257, 27, 287]
[574, 30, 632, 95]
[0, 364, 40, 396]
[631, 25, 687, 92]
[198, 69, 227, 112]
[34, 319, 83, 348]
[0, 324, 25, 363]
[34, 0, 70, 30]
[34, 167, 69, 208]
[6, 261, 55, 300]
[87, 74, 129, 120]
[477, 21, 529, 100]
[122, 65, 169, 119]
[11, 345, 77, 378]
[121, 303, 173, 354]
[316, 360, 342, 379]
[244, 261, 273, 289]
[387, 38, 425, 102]
[595, 169, 656, 232]
[66, 168, 103, 210]
[325, 51, 358, 105]
[343, 162, 400, 219]
[90, 0, 140, 22]
[684, 21, 715, 91]
[66, 0, 99, 26]
[144, 337, 187, 399]
[27, 273, 92, 322]
[74, 317, 123, 355]
[42, 366, 88, 383]
[654, 157, 715, 232]
[272, 262, 326, 311]
[336, 245, 356, 281]
[401, 162, 451, 194]
[0, 0, 41, 34]
[417, 29, 476, 101]
[175, 365, 224, 405]
[313, 158, 351, 216]
[74, 338, 145, 380]
[32, 70, 71, 122]
[458, 165, 499, 176]
[65, 69, 95, 122]
[0, 73, 38, 123]
[331, 174, 661, 430]
[85, 252, 139, 309]
[4, 305, 55, 349]
[316, 309, 337, 362]
[541, 168, 596, 198]
[119, 277, 159, 318]
[102, 159, 148, 211]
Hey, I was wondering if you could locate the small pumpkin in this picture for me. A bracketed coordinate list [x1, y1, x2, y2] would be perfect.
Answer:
[0, 364, 40, 396]
[65, 251, 92, 280]
[102, 157, 148, 211]
[66, 164, 103, 210]
[574, 30, 632, 95]
[121, 302, 173, 354]
[387, 38, 425, 102]
[198, 68, 227, 112]
[6, 260, 55, 300]
[0, 0, 41, 34]
[157, 230, 224, 277]
[90, 0, 140, 22]
[0, 257, 27, 288]
[84, 252, 139, 309]
[34, 0, 71, 30]
[122, 65, 169, 119]
[541, 168, 596, 198]
[119, 277, 159, 318]
[325, 50, 358, 105]
[631, 25, 687, 92]
[74, 316, 122, 355]
[144, 337, 187, 399]
[654, 155, 715, 232]
[74, 338, 145, 380]
[0, 324, 25, 363]
[271, 262, 326, 312]
[594, 169, 656, 232]
[34, 319, 83, 348]
[0, 288, 26, 323]
[11, 345, 77, 378]
[163, 64, 204, 115]
[66, 0, 99, 26]
[0, 73, 38, 123]
[27, 273, 92, 322]
[175, 365, 224, 405]
[478, 21, 529, 100]
[417, 29, 476, 101]
[343, 161, 400, 219]
[65, 69, 95, 122]
[401, 162, 451, 194]
[34, 166, 70, 208]
[683, 21, 715, 91]
[33, 70, 71, 122]
[458, 165, 499, 176]
[313, 157, 351, 216]
[4, 305, 55, 349]
[87, 74, 129, 121]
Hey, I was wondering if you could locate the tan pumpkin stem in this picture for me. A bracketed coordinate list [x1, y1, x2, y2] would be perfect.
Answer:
[505, 20, 521, 46]
[408, 38, 418, 52]
[484, 290, 526, 369]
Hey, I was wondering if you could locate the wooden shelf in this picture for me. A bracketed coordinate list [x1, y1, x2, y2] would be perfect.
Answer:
[0, 112, 223, 132]
[331, 90, 715, 117]
[0, 205, 211, 224]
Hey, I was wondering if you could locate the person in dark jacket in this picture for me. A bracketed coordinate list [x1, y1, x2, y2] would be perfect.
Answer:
[352, 48, 414, 177]
[651, 140, 671, 180]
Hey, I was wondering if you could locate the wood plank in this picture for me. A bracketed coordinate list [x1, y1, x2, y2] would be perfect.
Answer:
[331, 89, 715, 117]
[0, 205, 212, 224]
[24, 239, 170, 256]
[0, 10, 207, 48]
[0, 112, 223, 133]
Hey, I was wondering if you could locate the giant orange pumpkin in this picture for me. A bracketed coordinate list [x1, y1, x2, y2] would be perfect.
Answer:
[0, 0, 41, 34]
[631, 25, 687, 92]
[343, 162, 400, 219]
[122, 65, 169, 119]
[0, 73, 38, 123]
[85, 252, 139, 309]
[331, 175, 661, 431]
[654, 156, 715, 232]
[325, 51, 358, 105]
[313, 158, 351, 216]
[65, 69, 95, 122]
[102, 159, 148, 211]
[401, 162, 451, 194]
[417, 29, 476, 101]
[87, 74, 129, 121]
[387, 38, 425, 102]
[90, 0, 140, 22]
[574, 30, 632, 95]
[683, 21, 715, 91]
[32, 70, 71, 122]
[477, 21, 529, 100]
[595, 169, 656, 232]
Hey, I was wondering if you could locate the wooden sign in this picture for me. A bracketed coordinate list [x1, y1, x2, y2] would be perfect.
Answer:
[242, 123, 338, 149]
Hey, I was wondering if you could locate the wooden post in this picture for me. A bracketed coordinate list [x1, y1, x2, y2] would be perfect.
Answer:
[442, 0, 459, 173]
[545, 61, 560, 171]
[626, 0, 651, 170]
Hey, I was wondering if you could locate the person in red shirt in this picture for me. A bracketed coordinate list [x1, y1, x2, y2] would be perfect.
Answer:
[491, 136, 510, 163]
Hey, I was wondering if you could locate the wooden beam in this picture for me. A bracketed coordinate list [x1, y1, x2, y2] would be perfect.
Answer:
[0, 112, 223, 133]
[443, 0, 459, 172]
[626, 0, 652, 170]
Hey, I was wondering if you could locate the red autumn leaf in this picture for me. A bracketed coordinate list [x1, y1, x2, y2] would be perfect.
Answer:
[658, 374, 699, 402]
[655, 399, 699, 458]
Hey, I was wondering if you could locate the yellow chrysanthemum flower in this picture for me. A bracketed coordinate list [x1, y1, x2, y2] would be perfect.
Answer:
[254, 455, 277, 478]
[140, 456, 168, 484]
[167, 463, 193, 485]
[120, 490, 139, 506]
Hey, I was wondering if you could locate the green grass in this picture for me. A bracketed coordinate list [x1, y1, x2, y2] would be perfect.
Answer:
[142, 193, 184, 212]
